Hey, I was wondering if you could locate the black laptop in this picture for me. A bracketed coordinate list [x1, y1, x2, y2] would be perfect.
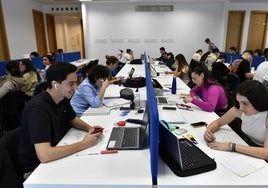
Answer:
[113, 67, 135, 85]
[159, 121, 216, 177]
[106, 105, 148, 150]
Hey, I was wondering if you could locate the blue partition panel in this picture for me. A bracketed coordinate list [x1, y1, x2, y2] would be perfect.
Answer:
[144, 53, 159, 185]
[252, 56, 265, 69]
[32, 57, 44, 70]
[56, 54, 64, 62]
[63, 51, 81, 63]
[0, 61, 7, 76]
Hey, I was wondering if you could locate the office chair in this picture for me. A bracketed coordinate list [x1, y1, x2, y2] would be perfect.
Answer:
[0, 91, 24, 134]
[0, 127, 24, 188]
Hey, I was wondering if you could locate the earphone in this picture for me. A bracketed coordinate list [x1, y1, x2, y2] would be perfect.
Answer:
[54, 84, 58, 90]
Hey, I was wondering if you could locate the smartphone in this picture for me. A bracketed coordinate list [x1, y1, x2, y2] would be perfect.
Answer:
[162, 106, 177, 110]
[190, 121, 207, 127]
[92, 128, 104, 134]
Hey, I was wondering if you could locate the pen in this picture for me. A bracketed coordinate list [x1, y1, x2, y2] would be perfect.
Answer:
[100, 150, 118, 154]
[76, 153, 99, 156]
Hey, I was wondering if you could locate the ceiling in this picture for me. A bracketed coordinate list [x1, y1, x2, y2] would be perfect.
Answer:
[33, 0, 268, 4]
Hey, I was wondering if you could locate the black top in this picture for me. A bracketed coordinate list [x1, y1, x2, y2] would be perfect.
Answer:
[236, 57, 251, 82]
[19, 91, 76, 173]
[212, 61, 230, 84]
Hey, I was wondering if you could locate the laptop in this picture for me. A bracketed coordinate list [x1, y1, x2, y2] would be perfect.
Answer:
[158, 121, 216, 177]
[106, 105, 148, 150]
[113, 67, 135, 85]
[156, 96, 168, 104]
[152, 78, 163, 89]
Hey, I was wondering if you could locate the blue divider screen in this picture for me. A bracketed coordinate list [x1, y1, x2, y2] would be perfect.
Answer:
[32, 57, 44, 70]
[144, 52, 159, 185]
[0, 61, 7, 76]
[252, 56, 265, 69]
[63, 51, 81, 63]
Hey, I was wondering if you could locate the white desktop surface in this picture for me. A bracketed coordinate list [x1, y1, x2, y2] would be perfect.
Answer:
[23, 62, 268, 187]
[156, 74, 268, 187]
[70, 59, 95, 68]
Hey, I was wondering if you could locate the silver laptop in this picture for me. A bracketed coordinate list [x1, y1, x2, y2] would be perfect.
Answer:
[156, 96, 168, 104]
[106, 105, 148, 150]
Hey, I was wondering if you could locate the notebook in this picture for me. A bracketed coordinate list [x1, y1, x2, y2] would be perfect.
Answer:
[159, 121, 217, 177]
[113, 67, 135, 85]
[106, 105, 148, 150]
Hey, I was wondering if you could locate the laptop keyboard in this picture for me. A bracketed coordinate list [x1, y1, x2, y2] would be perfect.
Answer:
[179, 139, 200, 170]
[122, 128, 138, 147]
[157, 97, 168, 104]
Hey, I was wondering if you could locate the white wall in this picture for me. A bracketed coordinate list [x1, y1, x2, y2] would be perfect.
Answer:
[2, 0, 42, 59]
[82, 2, 227, 64]
[2, 0, 268, 61]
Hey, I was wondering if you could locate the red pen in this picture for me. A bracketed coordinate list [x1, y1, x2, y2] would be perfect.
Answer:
[100, 150, 118, 154]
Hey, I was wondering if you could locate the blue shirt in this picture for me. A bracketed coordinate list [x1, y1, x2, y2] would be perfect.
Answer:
[70, 78, 102, 115]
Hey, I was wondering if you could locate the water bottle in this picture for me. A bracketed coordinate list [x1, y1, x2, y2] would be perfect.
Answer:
[171, 76, 177, 94]
[134, 89, 140, 109]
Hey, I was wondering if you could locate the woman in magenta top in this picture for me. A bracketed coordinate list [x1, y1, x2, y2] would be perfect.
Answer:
[183, 64, 228, 112]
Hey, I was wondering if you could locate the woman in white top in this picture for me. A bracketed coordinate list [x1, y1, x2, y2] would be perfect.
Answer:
[120, 49, 134, 63]
[204, 80, 268, 160]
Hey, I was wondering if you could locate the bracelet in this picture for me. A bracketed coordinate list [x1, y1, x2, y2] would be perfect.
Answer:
[231, 143, 236, 152]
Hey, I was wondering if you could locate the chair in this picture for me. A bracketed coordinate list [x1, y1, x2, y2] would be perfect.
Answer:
[0, 91, 24, 134]
[225, 73, 240, 94]
[0, 127, 23, 188]
[34, 81, 48, 96]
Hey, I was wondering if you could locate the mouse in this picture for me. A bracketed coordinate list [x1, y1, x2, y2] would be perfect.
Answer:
[117, 121, 126, 126]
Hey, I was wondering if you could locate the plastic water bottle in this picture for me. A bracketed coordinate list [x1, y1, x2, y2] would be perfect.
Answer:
[134, 89, 140, 109]
[171, 76, 177, 94]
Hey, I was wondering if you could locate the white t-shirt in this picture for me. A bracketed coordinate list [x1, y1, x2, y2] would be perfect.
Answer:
[253, 61, 268, 83]
[120, 53, 132, 63]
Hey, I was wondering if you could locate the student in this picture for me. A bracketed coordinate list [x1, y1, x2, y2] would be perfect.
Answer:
[204, 38, 218, 53]
[0, 61, 26, 99]
[183, 63, 228, 112]
[253, 61, 268, 89]
[234, 50, 254, 82]
[105, 55, 123, 83]
[204, 80, 268, 160]
[155, 47, 166, 61]
[19, 59, 41, 100]
[211, 53, 230, 85]
[19, 62, 104, 176]
[165, 54, 190, 85]
[229, 46, 238, 54]
[38, 55, 54, 81]
[70, 65, 110, 116]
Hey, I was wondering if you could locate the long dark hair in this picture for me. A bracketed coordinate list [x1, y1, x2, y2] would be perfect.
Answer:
[20, 59, 41, 82]
[191, 63, 216, 88]
[234, 80, 268, 111]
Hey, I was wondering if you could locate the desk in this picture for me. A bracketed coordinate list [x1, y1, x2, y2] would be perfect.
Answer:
[23, 62, 151, 188]
[70, 59, 95, 69]
[23, 63, 268, 187]
[155, 74, 268, 187]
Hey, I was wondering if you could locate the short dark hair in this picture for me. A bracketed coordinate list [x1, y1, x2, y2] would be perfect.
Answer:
[6, 61, 20, 77]
[160, 47, 165, 51]
[87, 65, 110, 85]
[46, 62, 77, 88]
[234, 80, 268, 111]
[205, 38, 210, 43]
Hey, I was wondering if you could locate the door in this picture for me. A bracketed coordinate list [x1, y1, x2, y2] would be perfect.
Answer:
[225, 11, 245, 53]
[247, 11, 268, 51]
[0, 0, 10, 60]
[46, 13, 57, 53]
[32, 9, 47, 55]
